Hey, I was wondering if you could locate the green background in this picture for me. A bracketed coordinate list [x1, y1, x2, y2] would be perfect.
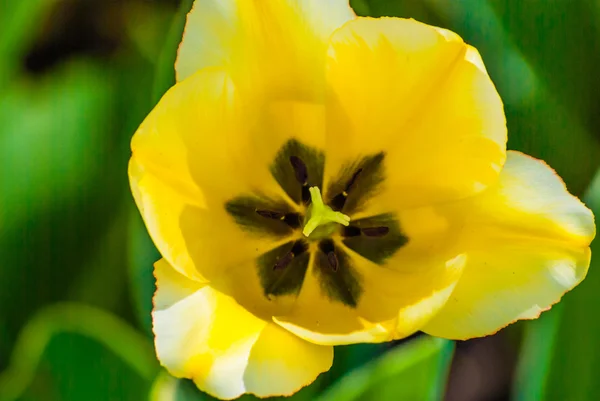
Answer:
[1, 0, 599, 400]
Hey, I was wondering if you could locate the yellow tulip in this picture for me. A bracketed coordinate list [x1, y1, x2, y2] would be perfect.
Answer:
[129, 1, 596, 399]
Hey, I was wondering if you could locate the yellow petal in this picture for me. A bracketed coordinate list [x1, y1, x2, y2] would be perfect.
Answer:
[176, 0, 355, 99]
[130, 67, 326, 285]
[130, 153, 291, 291]
[131, 68, 274, 202]
[325, 18, 506, 209]
[423, 151, 595, 339]
[244, 323, 332, 397]
[153, 259, 333, 399]
[129, 71, 268, 279]
[130, 158, 206, 281]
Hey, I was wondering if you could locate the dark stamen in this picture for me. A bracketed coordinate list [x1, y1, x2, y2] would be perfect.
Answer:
[314, 239, 362, 307]
[256, 209, 302, 229]
[273, 241, 309, 270]
[342, 226, 362, 237]
[256, 209, 284, 219]
[271, 140, 324, 205]
[274, 251, 294, 270]
[328, 168, 363, 211]
[258, 240, 310, 297]
[362, 226, 389, 237]
[326, 153, 385, 214]
[345, 168, 363, 192]
[327, 252, 339, 272]
[319, 240, 339, 272]
[227, 196, 295, 237]
[290, 156, 308, 184]
[342, 214, 408, 265]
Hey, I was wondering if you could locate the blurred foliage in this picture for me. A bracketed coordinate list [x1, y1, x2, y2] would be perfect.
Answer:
[1, 0, 599, 400]
[317, 337, 454, 401]
[0, 303, 158, 401]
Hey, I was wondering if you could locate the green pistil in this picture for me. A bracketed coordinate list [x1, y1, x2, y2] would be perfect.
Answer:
[303, 187, 350, 238]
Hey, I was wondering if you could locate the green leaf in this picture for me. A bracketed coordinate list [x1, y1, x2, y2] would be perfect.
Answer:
[489, 0, 600, 131]
[364, 0, 442, 22]
[349, 0, 371, 16]
[128, 208, 160, 337]
[0, 61, 118, 358]
[316, 336, 454, 401]
[149, 373, 210, 401]
[68, 206, 130, 311]
[514, 170, 600, 401]
[0, 303, 159, 401]
[0, 61, 113, 234]
[152, 0, 194, 104]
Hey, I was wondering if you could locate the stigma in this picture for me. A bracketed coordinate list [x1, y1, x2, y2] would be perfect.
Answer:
[303, 187, 350, 238]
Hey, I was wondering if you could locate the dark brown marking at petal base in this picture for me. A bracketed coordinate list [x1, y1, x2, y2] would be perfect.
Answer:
[274, 251, 294, 270]
[226, 196, 296, 237]
[290, 156, 308, 184]
[314, 239, 362, 307]
[270, 139, 325, 205]
[342, 214, 408, 265]
[327, 252, 339, 272]
[256, 209, 284, 220]
[362, 226, 389, 237]
[257, 240, 310, 298]
[345, 168, 363, 192]
[255, 209, 302, 230]
[326, 153, 385, 214]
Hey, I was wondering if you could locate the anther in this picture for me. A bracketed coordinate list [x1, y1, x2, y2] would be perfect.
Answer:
[362, 226, 389, 237]
[346, 168, 363, 192]
[273, 241, 308, 270]
[256, 209, 284, 219]
[327, 252, 339, 272]
[290, 156, 308, 184]
[330, 168, 363, 211]
[274, 251, 294, 270]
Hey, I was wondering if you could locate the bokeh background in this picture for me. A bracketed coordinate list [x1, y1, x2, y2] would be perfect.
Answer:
[1, 0, 599, 400]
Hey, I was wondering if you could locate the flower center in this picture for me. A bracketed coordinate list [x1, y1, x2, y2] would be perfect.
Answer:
[302, 187, 350, 238]
[224, 138, 409, 308]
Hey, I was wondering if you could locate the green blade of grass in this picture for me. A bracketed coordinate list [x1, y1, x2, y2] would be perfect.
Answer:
[152, 0, 194, 104]
[316, 336, 454, 401]
[0, 303, 159, 401]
